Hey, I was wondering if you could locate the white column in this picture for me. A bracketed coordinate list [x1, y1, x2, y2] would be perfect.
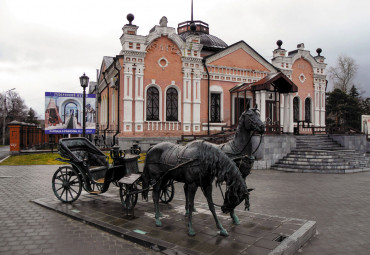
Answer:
[183, 69, 192, 132]
[135, 64, 144, 132]
[314, 83, 320, 126]
[192, 70, 201, 132]
[260, 90, 266, 122]
[123, 64, 133, 132]
[289, 93, 294, 133]
[283, 93, 290, 133]
[320, 84, 326, 127]
[280, 93, 284, 128]
[255, 91, 261, 111]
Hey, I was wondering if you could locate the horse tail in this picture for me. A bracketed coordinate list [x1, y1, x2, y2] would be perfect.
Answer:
[141, 146, 153, 201]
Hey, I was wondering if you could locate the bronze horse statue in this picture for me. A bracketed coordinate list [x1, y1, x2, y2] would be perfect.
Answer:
[142, 141, 249, 236]
[183, 108, 265, 224]
[217, 107, 265, 178]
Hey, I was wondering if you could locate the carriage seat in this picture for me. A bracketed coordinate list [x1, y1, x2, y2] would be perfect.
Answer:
[71, 150, 108, 171]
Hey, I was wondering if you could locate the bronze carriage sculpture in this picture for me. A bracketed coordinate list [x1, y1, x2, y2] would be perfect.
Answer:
[52, 137, 174, 208]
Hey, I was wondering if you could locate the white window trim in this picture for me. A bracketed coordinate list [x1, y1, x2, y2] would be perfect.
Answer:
[209, 85, 224, 122]
[293, 96, 301, 123]
[304, 96, 313, 123]
[164, 85, 181, 122]
[144, 84, 162, 122]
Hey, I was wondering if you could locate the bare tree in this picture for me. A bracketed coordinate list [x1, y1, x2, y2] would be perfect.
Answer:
[328, 55, 358, 93]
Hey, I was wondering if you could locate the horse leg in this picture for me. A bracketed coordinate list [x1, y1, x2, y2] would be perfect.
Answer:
[186, 183, 197, 236]
[230, 209, 240, 225]
[184, 184, 197, 217]
[202, 185, 229, 236]
[152, 183, 162, 227]
[184, 183, 189, 216]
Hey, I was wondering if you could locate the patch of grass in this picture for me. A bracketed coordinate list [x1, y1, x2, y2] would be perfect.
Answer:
[0, 153, 68, 165]
[0, 152, 147, 166]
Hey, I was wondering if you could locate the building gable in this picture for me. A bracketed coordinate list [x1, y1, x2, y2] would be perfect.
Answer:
[205, 41, 278, 73]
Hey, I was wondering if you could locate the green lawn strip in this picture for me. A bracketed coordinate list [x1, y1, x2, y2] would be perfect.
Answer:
[0, 153, 68, 165]
[1, 152, 147, 166]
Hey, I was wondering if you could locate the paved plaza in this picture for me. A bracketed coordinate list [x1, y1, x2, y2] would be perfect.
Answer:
[1, 164, 370, 254]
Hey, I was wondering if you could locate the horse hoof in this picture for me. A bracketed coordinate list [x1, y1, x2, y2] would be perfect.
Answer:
[233, 220, 240, 225]
[192, 207, 197, 213]
[232, 217, 240, 225]
[219, 230, 229, 237]
[155, 220, 162, 227]
[188, 231, 196, 237]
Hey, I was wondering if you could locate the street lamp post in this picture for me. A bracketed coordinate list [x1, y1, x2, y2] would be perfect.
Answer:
[79, 73, 89, 137]
[2, 88, 15, 145]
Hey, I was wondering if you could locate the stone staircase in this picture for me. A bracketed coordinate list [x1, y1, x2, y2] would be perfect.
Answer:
[271, 135, 370, 173]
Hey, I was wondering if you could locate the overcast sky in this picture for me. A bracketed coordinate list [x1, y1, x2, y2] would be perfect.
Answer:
[1, 0, 369, 118]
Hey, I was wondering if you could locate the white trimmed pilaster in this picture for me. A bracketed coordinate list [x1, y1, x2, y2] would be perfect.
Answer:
[183, 69, 192, 132]
[134, 64, 144, 132]
[123, 63, 133, 132]
[192, 70, 201, 132]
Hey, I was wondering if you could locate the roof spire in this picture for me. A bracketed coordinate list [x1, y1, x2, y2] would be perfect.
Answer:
[191, 0, 193, 21]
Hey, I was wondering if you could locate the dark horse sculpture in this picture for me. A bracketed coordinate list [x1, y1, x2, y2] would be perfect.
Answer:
[142, 140, 249, 236]
[217, 107, 265, 178]
[182, 108, 265, 225]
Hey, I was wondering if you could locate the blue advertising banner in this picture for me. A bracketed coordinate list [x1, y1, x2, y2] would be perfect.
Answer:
[45, 92, 96, 134]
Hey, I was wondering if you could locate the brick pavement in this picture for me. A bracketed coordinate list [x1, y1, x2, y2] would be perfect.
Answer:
[246, 170, 370, 255]
[1, 165, 370, 254]
[0, 165, 159, 255]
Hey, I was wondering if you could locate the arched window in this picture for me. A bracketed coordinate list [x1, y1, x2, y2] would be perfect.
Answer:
[166, 88, 178, 121]
[305, 98, 311, 122]
[146, 87, 159, 121]
[293, 97, 299, 122]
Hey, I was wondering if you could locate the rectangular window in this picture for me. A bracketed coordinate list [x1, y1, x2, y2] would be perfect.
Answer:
[211, 93, 221, 122]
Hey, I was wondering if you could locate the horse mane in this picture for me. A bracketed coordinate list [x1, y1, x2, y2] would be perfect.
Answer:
[234, 111, 245, 138]
[197, 141, 248, 197]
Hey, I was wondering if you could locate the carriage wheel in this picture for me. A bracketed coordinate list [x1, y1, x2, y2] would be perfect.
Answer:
[119, 183, 138, 210]
[159, 180, 175, 204]
[52, 166, 82, 203]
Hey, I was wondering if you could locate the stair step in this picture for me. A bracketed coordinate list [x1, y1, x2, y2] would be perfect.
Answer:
[273, 163, 359, 170]
[272, 135, 369, 172]
[278, 160, 368, 167]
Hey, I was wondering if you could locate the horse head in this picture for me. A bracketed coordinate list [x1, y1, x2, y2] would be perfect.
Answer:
[221, 183, 249, 214]
[240, 107, 265, 134]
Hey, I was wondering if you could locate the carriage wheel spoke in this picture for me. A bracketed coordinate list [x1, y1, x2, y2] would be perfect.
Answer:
[69, 186, 78, 195]
[60, 188, 66, 198]
[68, 189, 75, 200]
[55, 186, 64, 192]
[67, 171, 73, 182]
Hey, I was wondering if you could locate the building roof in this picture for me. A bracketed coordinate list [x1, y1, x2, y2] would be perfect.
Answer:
[230, 72, 298, 93]
[177, 20, 228, 51]
[103, 56, 114, 69]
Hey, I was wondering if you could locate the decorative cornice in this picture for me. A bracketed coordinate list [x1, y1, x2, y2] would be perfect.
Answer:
[181, 57, 203, 63]
[121, 50, 146, 58]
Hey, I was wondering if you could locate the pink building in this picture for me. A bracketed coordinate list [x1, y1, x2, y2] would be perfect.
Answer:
[93, 14, 327, 148]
